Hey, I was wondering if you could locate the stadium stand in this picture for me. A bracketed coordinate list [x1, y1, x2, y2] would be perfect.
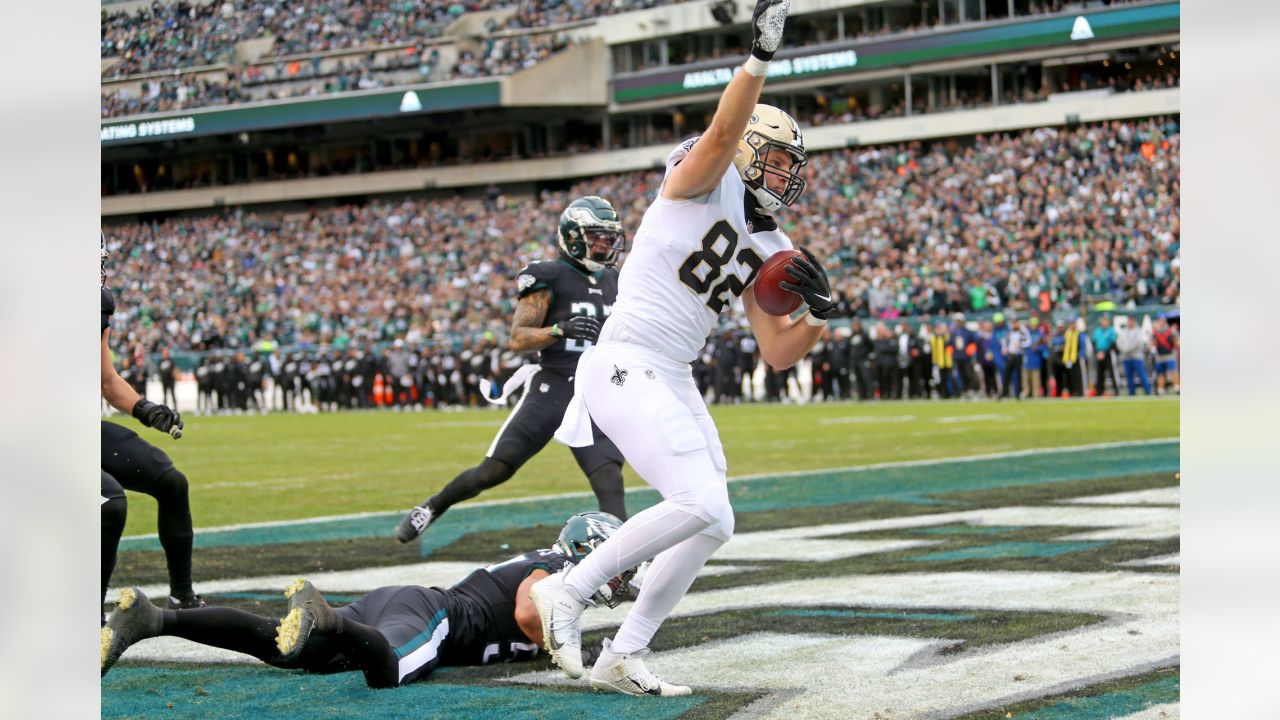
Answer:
[104, 118, 1178, 359]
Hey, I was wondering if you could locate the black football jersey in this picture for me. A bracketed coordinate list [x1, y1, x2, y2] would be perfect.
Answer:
[101, 287, 115, 334]
[441, 549, 569, 665]
[515, 259, 618, 374]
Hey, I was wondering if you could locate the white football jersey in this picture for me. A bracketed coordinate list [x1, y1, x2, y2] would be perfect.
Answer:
[602, 138, 793, 363]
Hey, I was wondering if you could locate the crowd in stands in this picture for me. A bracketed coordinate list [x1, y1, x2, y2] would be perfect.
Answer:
[802, 67, 1181, 128]
[105, 118, 1178, 397]
[101, 31, 577, 119]
[100, 0, 1169, 119]
[102, 0, 687, 81]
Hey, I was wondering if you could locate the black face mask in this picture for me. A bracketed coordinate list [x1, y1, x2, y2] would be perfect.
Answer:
[743, 191, 777, 233]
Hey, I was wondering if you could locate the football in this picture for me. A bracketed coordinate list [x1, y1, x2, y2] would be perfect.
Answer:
[752, 249, 805, 316]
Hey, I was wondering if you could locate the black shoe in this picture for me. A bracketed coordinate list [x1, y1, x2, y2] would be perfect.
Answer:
[102, 588, 163, 677]
[396, 504, 436, 543]
[276, 579, 336, 663]
[167, 593, 206, 610]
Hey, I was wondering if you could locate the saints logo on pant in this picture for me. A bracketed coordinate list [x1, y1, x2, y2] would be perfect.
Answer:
[611, 366, 628, 387]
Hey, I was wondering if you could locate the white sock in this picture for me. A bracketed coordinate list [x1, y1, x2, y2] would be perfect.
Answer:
[609, 532, 725, 655]
[563, 500, 710, 603]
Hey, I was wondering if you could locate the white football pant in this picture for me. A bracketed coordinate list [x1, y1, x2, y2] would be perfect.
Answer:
[561, 340, 733, 654]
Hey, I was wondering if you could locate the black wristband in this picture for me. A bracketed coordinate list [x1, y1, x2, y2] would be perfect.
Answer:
[131, 397, 156, 423]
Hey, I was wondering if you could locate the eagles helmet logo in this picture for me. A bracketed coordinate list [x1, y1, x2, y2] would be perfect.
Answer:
[557, 196, 627, 273]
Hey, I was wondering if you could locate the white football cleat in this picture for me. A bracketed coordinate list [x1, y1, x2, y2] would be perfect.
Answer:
[589, 639, 692, 697]
[529, 571, 587, 679]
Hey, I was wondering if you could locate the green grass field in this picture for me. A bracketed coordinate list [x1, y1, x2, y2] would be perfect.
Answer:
[114, 397, 1178, 535]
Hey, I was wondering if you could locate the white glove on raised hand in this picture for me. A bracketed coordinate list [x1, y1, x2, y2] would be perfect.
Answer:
[751, 0, 791, 61]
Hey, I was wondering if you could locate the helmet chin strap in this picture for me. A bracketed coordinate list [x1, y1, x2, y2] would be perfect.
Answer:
[748, 184, 782, 215]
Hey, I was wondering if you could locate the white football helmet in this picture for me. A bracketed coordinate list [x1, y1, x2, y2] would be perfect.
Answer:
[732, 103, 807, 215]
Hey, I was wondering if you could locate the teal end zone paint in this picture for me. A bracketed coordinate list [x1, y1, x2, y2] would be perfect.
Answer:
[888, 493, 964, 506]
[120, 441, 1178, 554]
[102, 666, 704, 720]
[912, 541, 1106, 562]
[1012, 675, 1179, 719]
[910, 525, 1025, 535]
[767, 609, 977, 622]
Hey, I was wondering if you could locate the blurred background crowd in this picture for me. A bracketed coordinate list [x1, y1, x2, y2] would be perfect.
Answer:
[104, 117, 1179, 412]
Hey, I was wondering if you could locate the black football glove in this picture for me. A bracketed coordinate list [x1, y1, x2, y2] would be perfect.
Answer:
[132, 398, 184, 439]
[750, 0, 790, 62]
[551, 316, 602, 342]
[779, 246, 837, 320]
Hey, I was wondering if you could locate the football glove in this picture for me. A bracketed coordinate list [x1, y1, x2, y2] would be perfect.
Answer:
[132, 398, 184, 439]
[779, 246, 837, 320]
[750, 0, 790, 62]
[551, 316, 602, 342]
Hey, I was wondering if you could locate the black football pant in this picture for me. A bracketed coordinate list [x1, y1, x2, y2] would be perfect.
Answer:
[1095, 351, 1120, 395]
[427, 370, 627, 520]
[101, 422, 195, 605]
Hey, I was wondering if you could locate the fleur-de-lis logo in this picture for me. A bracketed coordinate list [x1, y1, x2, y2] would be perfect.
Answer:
[610, 365, 628, 387]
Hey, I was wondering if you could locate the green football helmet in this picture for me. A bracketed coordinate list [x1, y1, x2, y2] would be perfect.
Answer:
[557, 196, 626, 272]
[555, 511, 636, 608]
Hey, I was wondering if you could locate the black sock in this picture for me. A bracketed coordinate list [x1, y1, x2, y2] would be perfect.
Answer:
[587, 464, 627, 521]
[162, 607, 281, 663]
[153, 469, 195, 598]
[101, 496, 128, 610]
[325, 615, 399, 689]
[427, 458, 514, 515]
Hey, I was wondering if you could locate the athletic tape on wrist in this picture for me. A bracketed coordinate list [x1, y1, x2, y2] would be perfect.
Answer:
[805, 312, 829, 327]
[743, 56, 770, 77]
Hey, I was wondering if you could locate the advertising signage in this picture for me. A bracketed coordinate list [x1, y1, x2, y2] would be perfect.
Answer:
[101, 81, 502, 146]
[614, 1, 1179, 104]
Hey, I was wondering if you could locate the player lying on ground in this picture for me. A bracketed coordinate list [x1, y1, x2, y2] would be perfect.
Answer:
[530, 0, 835, 697]
[397, 197, 631, 542]
[101, 513, 650, 690]
[100, 230, 204, 618]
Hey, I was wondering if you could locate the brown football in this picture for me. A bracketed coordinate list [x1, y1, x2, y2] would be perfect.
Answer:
[752, 249, 805, 316]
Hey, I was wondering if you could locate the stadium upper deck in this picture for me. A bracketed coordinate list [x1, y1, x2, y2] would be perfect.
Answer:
[100, 0, 1179, 215]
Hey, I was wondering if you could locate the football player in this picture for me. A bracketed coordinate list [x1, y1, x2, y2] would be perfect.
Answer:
[531, 0, 835, 696]
[101, 231, 204, 616]
[396, 197, 630, 543]
[101, 513, 642, 689]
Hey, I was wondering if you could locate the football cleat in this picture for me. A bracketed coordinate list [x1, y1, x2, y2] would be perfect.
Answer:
[396, 504, 435, 543]
[276, 578, 337, 663]
[101, 587, 164, 677]
[589, 638, 692, 696]
[167, 593, 207, 610]
[529, 571, 588, 679]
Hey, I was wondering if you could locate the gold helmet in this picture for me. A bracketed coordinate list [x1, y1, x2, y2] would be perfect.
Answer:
[732, 103, 807, 215]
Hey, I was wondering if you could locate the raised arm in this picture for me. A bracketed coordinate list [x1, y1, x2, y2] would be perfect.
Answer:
[662, 0, 790, 201]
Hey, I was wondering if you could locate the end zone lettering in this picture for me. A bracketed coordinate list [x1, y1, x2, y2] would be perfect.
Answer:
[101, 117, 196, 142]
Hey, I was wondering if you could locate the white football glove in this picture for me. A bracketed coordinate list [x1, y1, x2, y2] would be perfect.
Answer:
[751, 0, 790, 61]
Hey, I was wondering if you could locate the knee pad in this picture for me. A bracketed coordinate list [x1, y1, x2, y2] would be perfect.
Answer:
[667, 480, 732, 533]
[102, 495, 128, 536]
[699, 507, 734, 543]
[476, 458, 515, 488]
[152, 468, 190, 504]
